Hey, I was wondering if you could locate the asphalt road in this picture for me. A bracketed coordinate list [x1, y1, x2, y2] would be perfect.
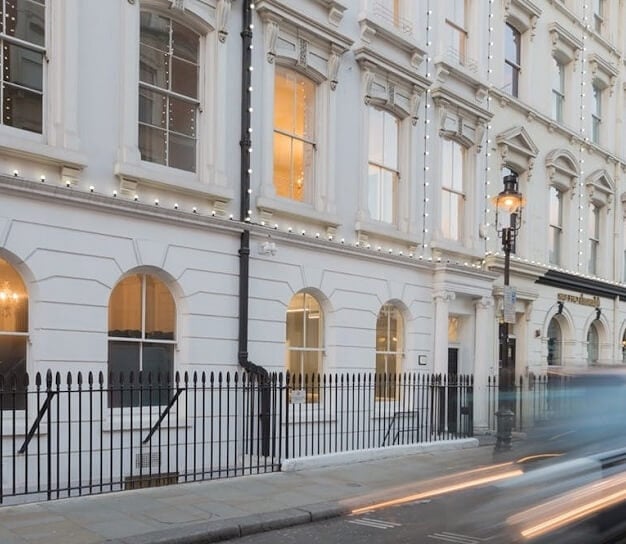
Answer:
[231, 460, 626, 544]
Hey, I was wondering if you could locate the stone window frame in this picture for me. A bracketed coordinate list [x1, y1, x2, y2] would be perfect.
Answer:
[585, 169, 614, 277]
[0, 0, 86, 180]
[545, 148, 578, 269]
[115, 0, 234, 206]
[353, 51, 426, 245]
[255, 0, 352, 232]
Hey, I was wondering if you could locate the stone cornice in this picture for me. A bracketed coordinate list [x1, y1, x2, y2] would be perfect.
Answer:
[489, 87, 623, 169]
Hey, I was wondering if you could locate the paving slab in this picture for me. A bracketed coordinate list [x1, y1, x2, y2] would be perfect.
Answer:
[0, 439, 499, 544]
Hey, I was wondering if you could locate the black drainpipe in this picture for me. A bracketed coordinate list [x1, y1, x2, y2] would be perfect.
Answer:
[239, 0, 270, 457]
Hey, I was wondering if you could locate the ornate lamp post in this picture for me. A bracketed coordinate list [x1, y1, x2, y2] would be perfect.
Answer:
[491, 173, 525, 453]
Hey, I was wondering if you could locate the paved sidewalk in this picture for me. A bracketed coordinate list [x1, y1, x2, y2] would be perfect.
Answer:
[0, 438, 508, 544]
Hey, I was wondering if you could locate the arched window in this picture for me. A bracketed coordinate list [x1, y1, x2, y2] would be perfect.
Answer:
[273, 66, 316, 202]
[285, 292, 323, 380]
[0, 257, 28, 407]
[587, 322, 599, 365]
[108, 273, 175, 403]
[547, 317, 562, 366]
[622, 329, 626, 363]
[139, 11, 200, 172]
[375, 303, 403, 400]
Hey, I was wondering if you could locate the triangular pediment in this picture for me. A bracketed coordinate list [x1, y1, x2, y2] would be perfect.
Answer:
[586, 169, 614, 194]
[496, 126, 539, 159]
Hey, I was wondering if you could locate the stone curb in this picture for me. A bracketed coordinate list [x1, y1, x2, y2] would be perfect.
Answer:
[281, 438, 480, 472]
[108, 501, 351, 544]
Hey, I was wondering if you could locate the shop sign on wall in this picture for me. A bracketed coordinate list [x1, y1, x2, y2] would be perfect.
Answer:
[503, 286, 516, 324]
[557, 292, 600, 307]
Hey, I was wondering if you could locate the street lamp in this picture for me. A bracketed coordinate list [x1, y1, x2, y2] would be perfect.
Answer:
[491, 173, 525, 453]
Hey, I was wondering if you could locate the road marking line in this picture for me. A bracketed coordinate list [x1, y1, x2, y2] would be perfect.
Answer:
[427, 531, 489, 543]
[348, 517, 401, 529]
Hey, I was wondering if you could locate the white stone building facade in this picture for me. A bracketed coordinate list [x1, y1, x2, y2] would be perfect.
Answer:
[0, 0, 625, 433]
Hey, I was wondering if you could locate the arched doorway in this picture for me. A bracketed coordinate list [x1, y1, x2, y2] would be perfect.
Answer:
[547, 317, 562, 366]
[587, 322, 599, 365]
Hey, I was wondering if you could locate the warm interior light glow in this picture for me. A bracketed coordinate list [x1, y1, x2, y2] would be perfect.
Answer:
[273, 67, 315, 202]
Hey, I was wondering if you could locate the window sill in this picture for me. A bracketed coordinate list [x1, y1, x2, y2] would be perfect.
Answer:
[115, 160, 234, 202]
[0, 129, 87, 169]
[256, 195, 341, 229]
[430, 239, 485, 261]
[355, 219, 419, 245]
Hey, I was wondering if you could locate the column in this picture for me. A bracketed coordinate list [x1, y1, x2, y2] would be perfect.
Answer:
[432, 290, 455, 375]
[473, 296, 494, 433]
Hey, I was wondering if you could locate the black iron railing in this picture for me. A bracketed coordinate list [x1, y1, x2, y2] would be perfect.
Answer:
[487, 372, 573, 432]
[0, 371, 473, 505]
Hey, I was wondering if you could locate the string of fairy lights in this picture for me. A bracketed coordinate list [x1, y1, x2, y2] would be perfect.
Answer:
[7, 1, 622, 281]
[483, 0, 495, 247]
[577, 3, 590, 273]
[421, 0, 432, 252]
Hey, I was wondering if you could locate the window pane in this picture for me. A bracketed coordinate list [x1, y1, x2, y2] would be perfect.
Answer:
[168, 132, 195, 172]
[304, 294, 321, 348]
[549, 226, 560, 265]
[0, 260, 27, 334]
[368, 165, 381, 220]
[109, 275, 142, 338]
[3, 83, 41, 132]
[3, 43, 43, 90]
[505, 24, 519, 64]
[5, 0, 45, 46]
[375, 354, 397, 399]
[369, 108, 383, 164]
[503, 64, 514, 94]
[139, 44, 169, 89]
[139, 124, 167, 166]
[383, 112, 398, 166]
[0, 335, 26, 379]
[145, 276, 175, 340]
[142, 342, 174, 380]
[172, 21, 198, 63]
[302, 350, 320, 378]
[140, 12, 170, 53]
[442, 191, 461, 240]
[547, 318, 561, 365]
[0, 335, 27, 409]
[287, 350, 303, 378]
[169, 96, 196, 137]
[286, 292, 305, 347]
[273, 132, 293, 198]
[274, 68, 294, 133]
[108, 341, 140, 407]
[171, 57, 198, 98]
[549, 187, 561, 225]
[139, 87, 166, 128]
[380, 169, 395, 223]
[295, 75, 315, 140]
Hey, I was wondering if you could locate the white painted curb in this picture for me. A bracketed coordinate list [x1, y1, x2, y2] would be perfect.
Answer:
[281, 438, 480, 472]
